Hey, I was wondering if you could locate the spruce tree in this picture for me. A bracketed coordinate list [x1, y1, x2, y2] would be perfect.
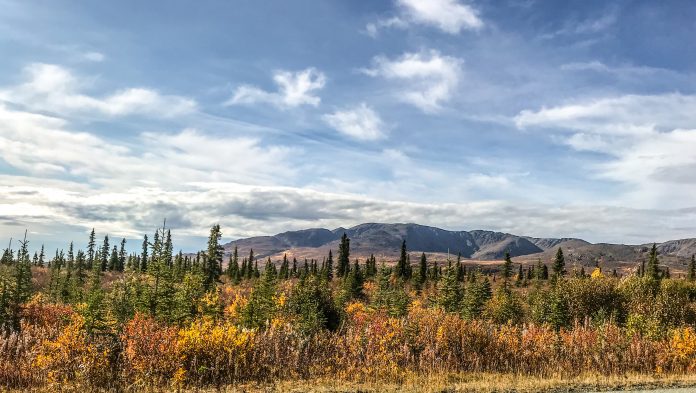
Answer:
[325, 250, 334, 281]
[462, 272, 492, 320]
[516, 264, 524, 286]
[164, 230, 173, 268]
[203, 224, 224, 289]
[688, 255, 696, 281]
[337, 233, 350, 278]
[118, 238, 127, 272]
[279, 254, 290, 280]
[437, 261, 462, 312]
[140, 234, 149, 272]
[108, 245, 119, 271]
[343, 260, 364, 300]
[247, 249, 255, 280]
[38, 244, 45, 267]
[227, 246, 240, 283]
[242, 259, 278, 329]
[10, 232, 32, 331]
[501, 252, 513, 290]
[83, 255, 106, 334]
[415, 252, 428, 289]
[552, 247, 565, 280]
[646, 243, 660, 280]
[396, 240, 408, 278]
[100, 235, 109, 271]
[87, 228, 96, 270]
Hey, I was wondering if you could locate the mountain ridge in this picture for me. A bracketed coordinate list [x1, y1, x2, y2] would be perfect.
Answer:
[223, 222, 599, 260]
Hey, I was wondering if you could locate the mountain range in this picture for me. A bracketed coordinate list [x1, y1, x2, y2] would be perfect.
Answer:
[223, 223, 696, 274]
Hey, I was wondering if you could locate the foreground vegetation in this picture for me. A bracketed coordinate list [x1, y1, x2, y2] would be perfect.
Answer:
[2, 224, 696, 391]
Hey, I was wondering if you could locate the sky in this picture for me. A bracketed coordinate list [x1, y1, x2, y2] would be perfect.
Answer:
[2, 0, 696, 252]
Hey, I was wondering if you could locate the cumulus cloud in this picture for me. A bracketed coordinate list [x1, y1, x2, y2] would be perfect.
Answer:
[227, 68, 326, 109]
[0, 63, 196, 117]
[362, 50, 462, 112]
[366, 0, 483, 36]
[322, 103, 386, 141]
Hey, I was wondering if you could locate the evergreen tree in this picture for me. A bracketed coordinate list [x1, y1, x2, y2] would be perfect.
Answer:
[10, 232, 32, 331]
[118, 238, 127, 272]
[534, 258, 544, 281]
[462, 272, 492, 319]
[164, 230, 173, 268]
[553, 247, 565, 280]
[515, 264, 524, 286]
[456, 255, 465, 282]
[646, 243, 660, 280]
[203, 224, 224, 289]
[82, 255, 106, 334]
[430, 260, 439, 281]
[415, 252, 428, 289]
[140, 234, 149, 272]
[75, 250, 87, 296]
[279, 254, 290, 280]
[0, 241, 12, 266]
[325, 250, 334, 281]
[247, 249, 255, 280]
[242, 260, 278, 329]
[286, 275, 339, 334]
[337, 233, 350, 278]
[291, 257, 298, 278]
[240, 257, 248, 279]
[227, 246, 240, 283]
[396, 240, 408, 278]
[87, 228, 96, 270]
[38, 244, 45, 267]
[501, 252, 513, 290]
[108, 245, 119, 271]
[437, 261, 463, 312]
[688, 255, 696, 282]
[99, 235, 109, 271]
[264, 257, 277, 279]
[342, 259, 364, 300]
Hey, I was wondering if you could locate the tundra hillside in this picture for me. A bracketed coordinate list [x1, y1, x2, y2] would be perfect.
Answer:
[2, 224, 696, 392]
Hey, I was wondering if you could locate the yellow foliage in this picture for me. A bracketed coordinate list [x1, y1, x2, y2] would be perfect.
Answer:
[591, 268, 604, 279]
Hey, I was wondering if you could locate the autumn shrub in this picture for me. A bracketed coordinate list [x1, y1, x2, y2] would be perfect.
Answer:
[33, 313, 112, 388]
[176, 317, 255, 386]
[121, 313, 178, 386]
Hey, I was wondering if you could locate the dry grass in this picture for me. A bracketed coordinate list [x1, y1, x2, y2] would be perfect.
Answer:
[4, 373, 696, 393]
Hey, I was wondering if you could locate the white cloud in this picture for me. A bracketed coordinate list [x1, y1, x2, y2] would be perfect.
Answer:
[542, 8, 618, 39]
[227, 68, 326, 109]
[323, 103, 386, 141]
[0, 103, 296, 187]
[515, 93, 696, 208]
[367, 0, 483, 36]
[4, 174, 696, 246]
[362, 51, 462, 112]
[0, 63, 196, 117]
[397, 0, 483, 33]
[82, 51, 105, 62]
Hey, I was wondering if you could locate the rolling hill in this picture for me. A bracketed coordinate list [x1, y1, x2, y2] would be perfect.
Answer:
[221, 223, 696, 275]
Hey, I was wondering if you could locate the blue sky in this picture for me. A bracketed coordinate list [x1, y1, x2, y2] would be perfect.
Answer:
[2, 0, 696, 252]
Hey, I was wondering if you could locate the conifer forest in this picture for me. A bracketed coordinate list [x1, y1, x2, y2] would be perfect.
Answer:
[2, 224, 696, 391]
